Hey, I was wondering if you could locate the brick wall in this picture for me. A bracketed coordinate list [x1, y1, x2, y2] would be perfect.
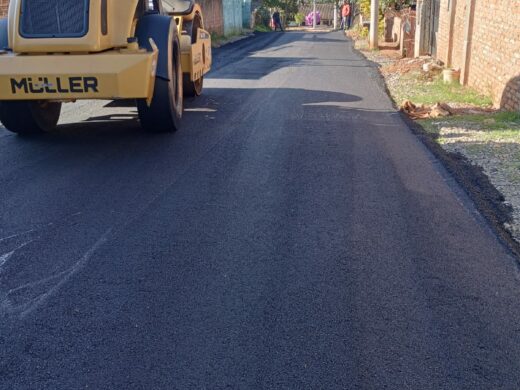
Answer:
[222, 0, 243, 35]
[0, 0, 8, 17]
[436, 0, 520, 110]
[200, 0, 224, 36]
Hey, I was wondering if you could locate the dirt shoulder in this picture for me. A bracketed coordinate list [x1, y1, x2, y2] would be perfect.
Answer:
[349, 34, 520, 255]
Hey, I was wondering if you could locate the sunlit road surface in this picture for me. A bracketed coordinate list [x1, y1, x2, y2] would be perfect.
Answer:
[1, 32, 519, 389]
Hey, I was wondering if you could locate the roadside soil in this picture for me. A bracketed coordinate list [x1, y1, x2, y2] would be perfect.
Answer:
[211, 30, 255, 48]
[349, 33, 520, 253]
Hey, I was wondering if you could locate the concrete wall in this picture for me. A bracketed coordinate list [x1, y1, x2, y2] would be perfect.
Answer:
[222, 0, 243, 36]
[201, 0, 243, 36]
[242, 0, 252, 28]
[436, 0, 520, 110]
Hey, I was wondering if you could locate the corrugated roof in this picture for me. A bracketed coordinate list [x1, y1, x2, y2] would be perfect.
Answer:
[299, 3, 336, 20]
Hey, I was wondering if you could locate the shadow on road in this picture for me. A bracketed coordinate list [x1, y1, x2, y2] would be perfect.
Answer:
[2, 86, 370, 146]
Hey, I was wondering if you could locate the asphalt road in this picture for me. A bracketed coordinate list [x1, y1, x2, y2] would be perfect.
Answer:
[1, 31, 520, 389]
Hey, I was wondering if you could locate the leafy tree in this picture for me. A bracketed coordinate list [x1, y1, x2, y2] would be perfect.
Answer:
[262, 0, 300, 14]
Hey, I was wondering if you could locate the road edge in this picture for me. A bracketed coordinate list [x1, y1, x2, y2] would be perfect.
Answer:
[399, 112, 520, 261]
[347, 36, 520, 262]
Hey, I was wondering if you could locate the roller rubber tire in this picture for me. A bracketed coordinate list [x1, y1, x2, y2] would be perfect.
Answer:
[182, 12, 204, 97]
[183, 74, 204, 97]
[137, 27, 183, 132]
[0, 101, 61, 135]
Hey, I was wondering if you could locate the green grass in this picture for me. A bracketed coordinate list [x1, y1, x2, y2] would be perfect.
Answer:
[421, 112, 520, 141]
[210, 32, 226, 47]
[254, 25, 272, 33]
[470, 111, 520, 129]
[421, 112, 520, 195]
[211, 31, 249, 48]
[392, 71, 493, 107]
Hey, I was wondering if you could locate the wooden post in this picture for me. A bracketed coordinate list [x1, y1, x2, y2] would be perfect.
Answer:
[446, 0, 457, 67]
[461, 0, 475, 85]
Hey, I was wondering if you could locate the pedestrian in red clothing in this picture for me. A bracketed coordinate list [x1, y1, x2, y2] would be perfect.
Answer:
[340, 1, 351, 30]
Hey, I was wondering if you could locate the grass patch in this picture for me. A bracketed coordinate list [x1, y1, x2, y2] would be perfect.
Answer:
[211, 32, 226, 47]
[355, 36, 520, 244]
[211, 31, 248, 48]
[420, 112, 520, 146]
[390, 71, 492, 107]
[422, 112, 520, 133]
[254, 25, 272, 32]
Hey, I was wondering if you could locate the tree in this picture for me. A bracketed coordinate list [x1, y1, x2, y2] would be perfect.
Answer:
[261, 0, 303, 23]
[262, 0, 300, 14]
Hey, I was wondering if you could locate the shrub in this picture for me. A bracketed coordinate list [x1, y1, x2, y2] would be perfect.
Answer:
[294, 12, 305, 26]
[254, 6, 272, 28]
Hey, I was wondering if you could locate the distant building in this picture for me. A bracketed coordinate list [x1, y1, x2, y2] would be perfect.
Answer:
[299, 3, 336, 25]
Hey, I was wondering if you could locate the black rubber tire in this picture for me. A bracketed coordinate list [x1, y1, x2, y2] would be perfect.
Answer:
[183, 74, 204, 97]
[0, 101, 61, 135]
[182, 12, 204, 97]
[0, 18, 8, 50]
[137, 25, 183, 133]
[183, 12, 203, 44]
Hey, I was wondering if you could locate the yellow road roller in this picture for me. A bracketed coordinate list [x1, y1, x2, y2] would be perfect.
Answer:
[0, 0, 212, 134]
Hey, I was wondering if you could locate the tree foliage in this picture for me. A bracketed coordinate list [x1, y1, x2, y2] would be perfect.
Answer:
[262, 0, 300, 14]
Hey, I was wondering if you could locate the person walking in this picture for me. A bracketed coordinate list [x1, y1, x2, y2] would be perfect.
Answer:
[272, 9, 284, 32]
[340, 1, 351, 30]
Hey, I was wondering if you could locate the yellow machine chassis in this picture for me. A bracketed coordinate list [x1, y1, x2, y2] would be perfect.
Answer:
[177, 7, 212, 83]
[180, 26, 212, 82]
[8, 0, 141, 53]
[0, 48, 158, 102]
[0, 2, 211, 104]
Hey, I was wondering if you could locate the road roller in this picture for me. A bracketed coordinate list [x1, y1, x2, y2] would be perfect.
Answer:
[0, 0, 212, 134]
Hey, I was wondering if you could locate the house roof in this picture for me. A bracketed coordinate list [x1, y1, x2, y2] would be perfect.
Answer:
[299, 3, 335, 20]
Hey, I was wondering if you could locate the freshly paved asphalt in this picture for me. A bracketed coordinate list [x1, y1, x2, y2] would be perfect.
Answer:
[1, 31, 520, 389]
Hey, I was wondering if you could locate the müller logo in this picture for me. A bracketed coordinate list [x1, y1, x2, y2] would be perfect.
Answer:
[10, 76, 99, 94]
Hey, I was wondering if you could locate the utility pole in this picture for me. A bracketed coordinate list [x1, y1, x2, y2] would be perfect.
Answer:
[313, 0, 317, 29]
[333, 2, 338, 30]
[369, 0, 379, 49]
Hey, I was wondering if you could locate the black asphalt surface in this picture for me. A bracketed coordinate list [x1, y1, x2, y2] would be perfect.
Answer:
[1, 31, 520, 389]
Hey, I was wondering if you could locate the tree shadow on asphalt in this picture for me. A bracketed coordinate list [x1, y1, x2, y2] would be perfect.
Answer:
[210, 30, 360, 74]
[0, 86, 372, 144]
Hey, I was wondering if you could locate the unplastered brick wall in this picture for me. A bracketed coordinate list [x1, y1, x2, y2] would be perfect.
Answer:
[0, 0, 8, 17]
[436, 0, 520, 110]
[200, 0, 224, 36]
